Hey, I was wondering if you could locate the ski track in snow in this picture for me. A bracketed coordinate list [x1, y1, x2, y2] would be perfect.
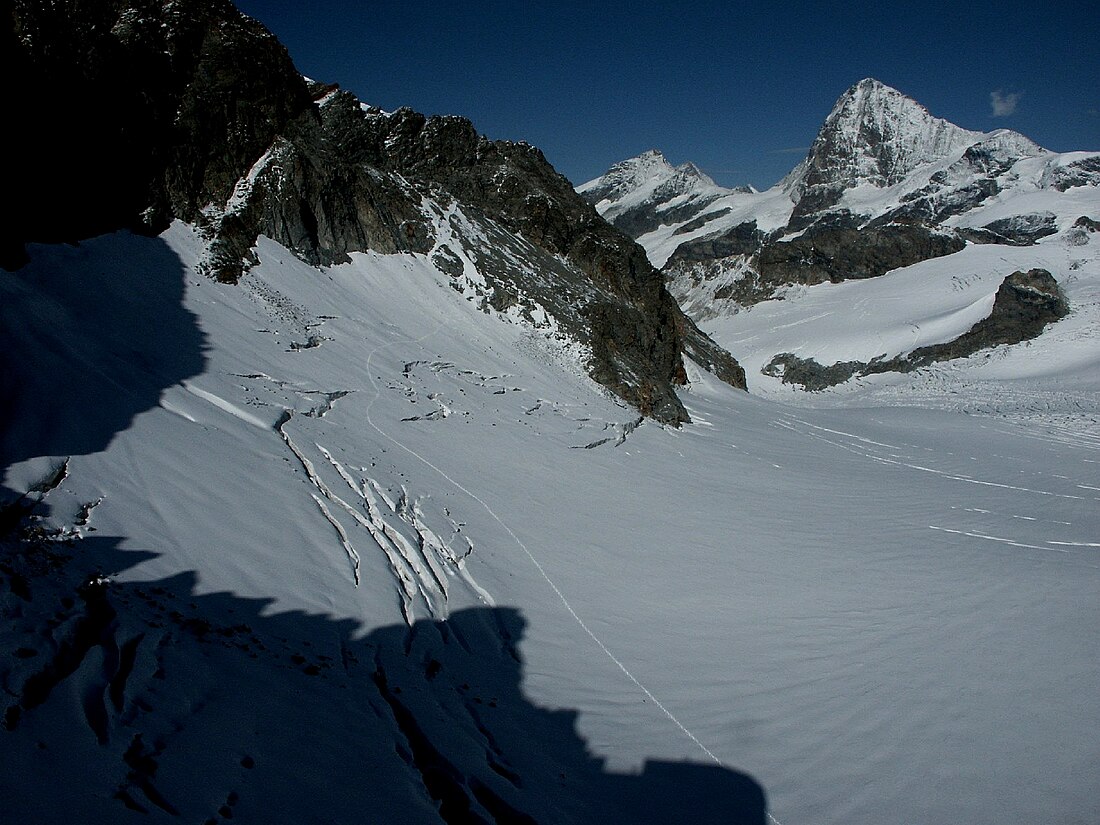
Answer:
[773, 413, 1100, 569]
[927, 525, 1069, 552]
[361, 319, 787, 825]
[780, 415, 1098, 502]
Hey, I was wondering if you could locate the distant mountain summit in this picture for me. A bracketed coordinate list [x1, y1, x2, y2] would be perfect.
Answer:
[579, 149, 716, 205]
[784, 77, 989, 224]
[578, 150, 752, 240]
[781, 78, 1053, 230]
[583, 78, 1098, 309]
[805, 78, 980, 180]
[581, 78, 1098, 387]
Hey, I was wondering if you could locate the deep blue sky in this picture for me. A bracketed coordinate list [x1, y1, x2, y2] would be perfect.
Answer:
[235, 0, 1099, 190]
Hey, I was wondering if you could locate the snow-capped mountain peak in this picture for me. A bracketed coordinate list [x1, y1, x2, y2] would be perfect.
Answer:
[582, 77, 1097, 332]
[789, 78, 984, 198]
[578, 149, 717, 209]
[577, 151, 745, 239]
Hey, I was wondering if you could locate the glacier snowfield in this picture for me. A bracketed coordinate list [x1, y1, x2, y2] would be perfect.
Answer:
[3, 225, 1098, 824]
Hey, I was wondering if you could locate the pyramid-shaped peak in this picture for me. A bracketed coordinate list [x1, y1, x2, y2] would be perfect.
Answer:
[797, 79, 983, 193]
[851, 77, 889, 93]
[827, 78, 954, 134]
[598, 150, 675, 183]
[608, 151, 715, 187]
[615, 149, 674, 173]
[675, 160, 715, 184]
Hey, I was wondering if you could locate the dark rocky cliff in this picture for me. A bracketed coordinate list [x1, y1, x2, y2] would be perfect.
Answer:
[3, 0, 312, 266]
[2, 0, 745, 424]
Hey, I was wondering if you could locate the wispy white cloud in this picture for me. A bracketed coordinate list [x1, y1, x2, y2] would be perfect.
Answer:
[990, 90, 1021, 117]
[769, 146, 811, 155]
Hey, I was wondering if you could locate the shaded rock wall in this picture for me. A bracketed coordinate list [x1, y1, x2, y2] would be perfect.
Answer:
[2, 0, 311, 267]
[3, 0, 746, 424]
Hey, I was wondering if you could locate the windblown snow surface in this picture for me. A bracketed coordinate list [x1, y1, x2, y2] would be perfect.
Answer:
[3, 223, 1099, 824]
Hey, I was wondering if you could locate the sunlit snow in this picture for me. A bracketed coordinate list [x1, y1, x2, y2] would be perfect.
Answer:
[3, 221, 1097, 824]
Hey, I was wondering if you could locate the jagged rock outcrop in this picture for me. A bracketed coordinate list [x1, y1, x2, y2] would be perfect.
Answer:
[2, 0, 316, 268]
[261, 98, 743, 422]
[4, 0, 433, 275]
[207, 87, 433, 276]
[2, 0, 746, 424]
[763, 269, 1069, 390]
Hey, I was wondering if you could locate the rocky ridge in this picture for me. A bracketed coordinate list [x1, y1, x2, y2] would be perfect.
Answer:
[2, 0, 744, 424]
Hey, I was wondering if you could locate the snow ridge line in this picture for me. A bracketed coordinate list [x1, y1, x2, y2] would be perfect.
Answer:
[363, 324, 785, 825]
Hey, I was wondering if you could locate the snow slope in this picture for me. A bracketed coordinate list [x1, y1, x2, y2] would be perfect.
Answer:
[697, 207, 1100, 441]
[3, 224, 1098, 824]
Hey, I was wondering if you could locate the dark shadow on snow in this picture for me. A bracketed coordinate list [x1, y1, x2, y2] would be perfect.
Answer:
[0, 231, 766, 823]
[0, 231, 207, 473]
[1, 523, 768, 824]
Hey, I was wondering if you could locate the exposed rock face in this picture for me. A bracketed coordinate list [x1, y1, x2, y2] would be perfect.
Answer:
[666, 221, 770, 267]
[664, 212, 966, 308]
[207, 88, 432, 277]
[4, 0, 434, 276]
[947, 268, 1069, 352]
[1050, 156, 1100, 192]
[763, 269, 1069, 390]
[968, 213, 1060, 245]
[755, 217, 965, 287]
[786, 78, 981, 229]
[3, 0, 746, 424]
[2, 0, 314, 268]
